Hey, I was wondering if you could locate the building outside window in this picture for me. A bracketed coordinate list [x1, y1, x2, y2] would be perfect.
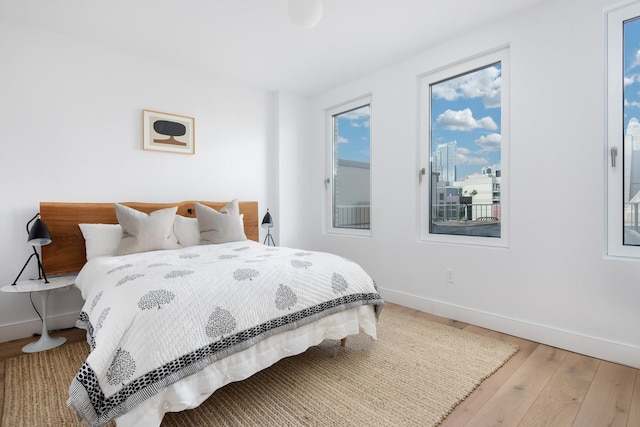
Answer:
[606, 2, 640, 257]
[419, 47, 509, 247]
[326, 96, 371, 236]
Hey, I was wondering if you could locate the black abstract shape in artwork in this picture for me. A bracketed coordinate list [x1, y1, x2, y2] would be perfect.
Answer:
[275, 284, 297, 310]
[205, 307, 237, 339]
[153, 120, 187, 146]
[138, 289, 176, 310]
[331, 272, 349, 294]
[107, 348, 136, 386]
[233, 268, 259, 281]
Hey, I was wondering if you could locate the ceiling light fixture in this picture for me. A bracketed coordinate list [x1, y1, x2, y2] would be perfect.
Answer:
[287, 0, 323, 29]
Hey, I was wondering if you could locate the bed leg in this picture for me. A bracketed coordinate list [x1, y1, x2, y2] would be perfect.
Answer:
[340, 337, 347, 347]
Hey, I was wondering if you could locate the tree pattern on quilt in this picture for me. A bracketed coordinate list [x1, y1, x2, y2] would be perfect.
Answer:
[233, 268, 259, 281]
[164, 270, 194, 279]
[116, 274, 145, 286]
[107, 348, 136, 386]
[291, 260, 312, 269]
[89, 291, 104, 313]
[95, 307, 111, 333]
[206, 307, 237, 338]
[107, 264, 133, 274]
[147, 262, 171, 268]
[331, 272, 349, 294]
[138, 290, 176, 310]
[275, 284, 297, 310]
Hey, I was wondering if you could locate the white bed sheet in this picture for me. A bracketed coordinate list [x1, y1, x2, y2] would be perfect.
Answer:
[115, 304, 378, 426]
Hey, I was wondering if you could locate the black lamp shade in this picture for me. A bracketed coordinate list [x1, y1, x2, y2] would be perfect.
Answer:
[261, 210, 273, 228]
[28, 218, 51, 246]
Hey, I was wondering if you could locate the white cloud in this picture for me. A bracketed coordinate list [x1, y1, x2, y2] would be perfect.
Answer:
[625, 98, 640, 108]
[457, 151, 488, 165]
[339, 106, 370, 128]
[632, 50, 640, 70]
[475, 133, 501, 152]
[435, 108, 498, 131]
[350, 120, 370, 128]
[625, 75, 637, 86]
[338, 136, 348, 144]
[431, 85, 459, 101]
[340, 106, 370, 121]
[432, 65, 501, 108]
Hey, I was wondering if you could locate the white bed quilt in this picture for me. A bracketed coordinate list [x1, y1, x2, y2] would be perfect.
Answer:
[67, 241, 383, 426]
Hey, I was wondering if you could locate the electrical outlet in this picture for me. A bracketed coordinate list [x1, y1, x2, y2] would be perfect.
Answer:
[446, 268, 455, 284]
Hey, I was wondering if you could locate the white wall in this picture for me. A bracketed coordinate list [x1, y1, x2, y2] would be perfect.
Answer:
[274, 92, 313, 247]
[303, 0, 640, 368]
[0, 21, 274, 340]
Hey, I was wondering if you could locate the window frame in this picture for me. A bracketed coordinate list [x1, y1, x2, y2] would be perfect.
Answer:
[418, 47, 510, 247]
[605, 1, 640, 258]
[325, 95, 373, 237]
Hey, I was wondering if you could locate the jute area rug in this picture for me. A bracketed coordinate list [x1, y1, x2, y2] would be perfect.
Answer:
[3, 306, 518, 426]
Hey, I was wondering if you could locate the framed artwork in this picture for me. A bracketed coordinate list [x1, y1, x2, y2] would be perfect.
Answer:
[143, 110, 195, 154]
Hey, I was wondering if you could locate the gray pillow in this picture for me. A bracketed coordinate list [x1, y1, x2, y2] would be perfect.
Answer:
[196, 200, 247, 244]
[114, 204, 180, 255]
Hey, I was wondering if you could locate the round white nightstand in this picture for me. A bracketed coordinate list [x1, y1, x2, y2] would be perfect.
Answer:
[1, 275, 76, 353]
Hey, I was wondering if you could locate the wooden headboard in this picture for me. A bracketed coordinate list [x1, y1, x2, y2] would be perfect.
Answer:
[40, 201, 259, 276]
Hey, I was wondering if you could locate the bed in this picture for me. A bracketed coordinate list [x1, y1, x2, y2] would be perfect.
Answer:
[40, 200, 383, 427]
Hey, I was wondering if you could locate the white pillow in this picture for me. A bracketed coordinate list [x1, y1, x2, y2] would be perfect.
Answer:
[114, 204, 180, 255]
[78, 223, 123, 260]
[173, 215, 200, 248]
[174, 214, 245, 247]
[196, 200, 247, 244]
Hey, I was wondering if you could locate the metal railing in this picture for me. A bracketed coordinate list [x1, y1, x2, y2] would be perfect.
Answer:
[334, 205, 370, 229]
[624, 202, 640, 231]
[431, 203, 500, 222]
[332, 203, 502, 229]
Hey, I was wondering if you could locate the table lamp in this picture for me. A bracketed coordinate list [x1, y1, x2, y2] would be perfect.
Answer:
[12, 213, 51, 285]
[262, 209, 276, 246]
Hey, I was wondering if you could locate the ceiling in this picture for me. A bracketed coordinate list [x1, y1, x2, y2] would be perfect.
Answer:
[1, 0, 552, 97]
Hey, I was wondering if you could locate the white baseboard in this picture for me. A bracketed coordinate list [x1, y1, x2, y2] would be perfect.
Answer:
[0, 311, 80, 343]
[379, 287, 640, 369]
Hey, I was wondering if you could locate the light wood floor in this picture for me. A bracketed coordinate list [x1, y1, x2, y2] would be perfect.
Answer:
[0, 303, 638, 426]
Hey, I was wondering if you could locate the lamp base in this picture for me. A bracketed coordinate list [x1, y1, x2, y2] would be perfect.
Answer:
[22, 336, 66, 353]
[263, 231, 276, 246]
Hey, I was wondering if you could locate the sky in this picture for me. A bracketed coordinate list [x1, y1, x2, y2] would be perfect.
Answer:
[335, 105, 371, 164]
[333, 63, 502, 180]
[624, 17, 640, 131]
[431, 62, 502, 181]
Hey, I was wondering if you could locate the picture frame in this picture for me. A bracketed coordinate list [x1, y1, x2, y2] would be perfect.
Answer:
[143, 110, 195, 154]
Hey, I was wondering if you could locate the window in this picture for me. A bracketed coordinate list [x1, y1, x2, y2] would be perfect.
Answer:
[326, 96, 371, 236]
[419, 48, 509, 246]
[606, 2, 640, 257]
